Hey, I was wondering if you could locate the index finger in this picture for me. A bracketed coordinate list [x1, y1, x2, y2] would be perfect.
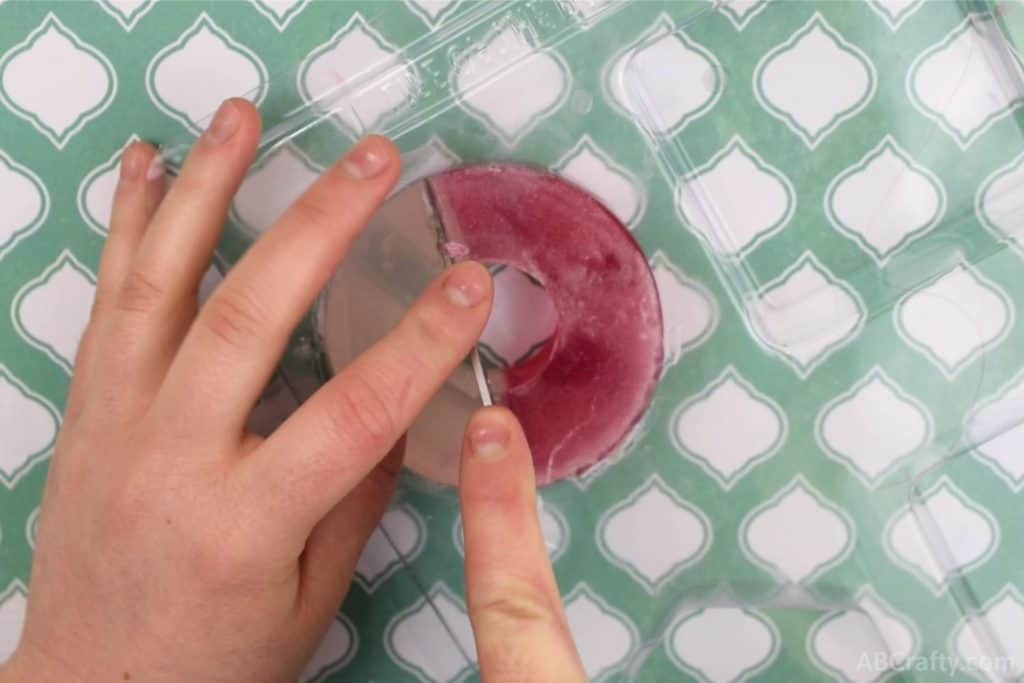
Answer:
[459, 407, 586, 682]
[156, 136, 401, 437]
[236, 261, 493, 549]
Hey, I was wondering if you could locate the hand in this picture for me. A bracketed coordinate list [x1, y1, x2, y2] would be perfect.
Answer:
[0, 98, 584, 682]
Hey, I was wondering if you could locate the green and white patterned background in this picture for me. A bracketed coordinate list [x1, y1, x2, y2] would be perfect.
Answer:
[2, 0, 1024, 681]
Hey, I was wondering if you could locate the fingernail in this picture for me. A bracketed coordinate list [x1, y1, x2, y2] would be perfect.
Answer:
[204, 100, 241, 145]
[469, 419, 510, 461]
[120, 144, 142, 182]
[145, 156, 165, 182]
[340, 137, 391, 179]
[443, 264, 488, 308]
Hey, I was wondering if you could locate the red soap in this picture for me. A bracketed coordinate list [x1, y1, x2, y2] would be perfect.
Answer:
[428, 165, 663, 484]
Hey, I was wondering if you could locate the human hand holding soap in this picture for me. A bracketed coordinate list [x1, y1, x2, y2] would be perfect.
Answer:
[0, 100, 585, 683]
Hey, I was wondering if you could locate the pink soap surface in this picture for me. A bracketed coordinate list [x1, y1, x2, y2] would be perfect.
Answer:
[428, 164, 663, 484]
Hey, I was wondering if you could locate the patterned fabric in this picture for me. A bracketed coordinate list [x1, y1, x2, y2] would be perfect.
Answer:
[1, 0, 1023, 681]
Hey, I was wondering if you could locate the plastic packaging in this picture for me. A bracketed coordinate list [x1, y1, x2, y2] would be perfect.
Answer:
[160, 0, 693, 482]
[624, 1, 1024, 678]
[158, 0, 1024, 679]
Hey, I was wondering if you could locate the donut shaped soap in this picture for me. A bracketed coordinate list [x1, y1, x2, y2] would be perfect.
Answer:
[427, 165, 663, 484]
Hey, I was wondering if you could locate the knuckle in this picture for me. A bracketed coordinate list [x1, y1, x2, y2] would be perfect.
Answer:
[90, 288, 112, 320]
[406, 304, 465, 353]
[117, 269, 166, 314]
[473, 575, 560, 628]
[325, 371, 400, 454]
[201, 286, 267, 352]
[170, 170, 206, 198]
[179, 503, 256, 586]
[460, 480, 522, 513]
[191, 533, 249, 586]
[289, 196, 336, 233]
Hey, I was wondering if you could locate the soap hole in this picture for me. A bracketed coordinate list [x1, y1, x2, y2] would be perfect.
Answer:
[478, 263, 558, 387]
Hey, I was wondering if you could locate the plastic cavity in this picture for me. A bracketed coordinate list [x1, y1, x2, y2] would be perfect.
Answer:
[624, 8, 1024, 330]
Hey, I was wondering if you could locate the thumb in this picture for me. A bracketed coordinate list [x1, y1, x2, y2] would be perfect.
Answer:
[459, 407, 585, 682]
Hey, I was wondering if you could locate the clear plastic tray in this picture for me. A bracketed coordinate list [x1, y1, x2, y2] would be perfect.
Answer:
[623, 1, 1024, 679]
[158, 0, 1024, 680]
